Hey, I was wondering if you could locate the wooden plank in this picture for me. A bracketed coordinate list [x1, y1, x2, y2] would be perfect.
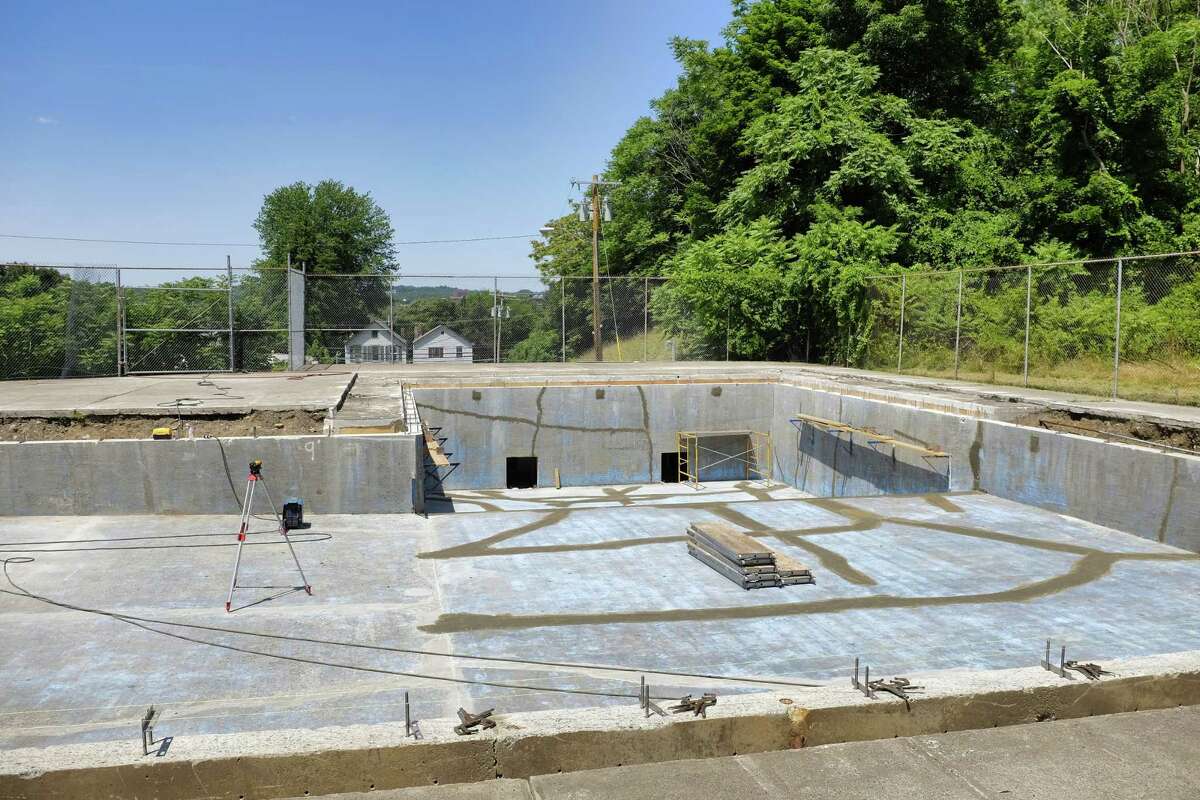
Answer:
[687, 545, 781, 590]
[688, 522, 774, 565]
[687, 536, 779, 577]
[772, 550, 812, 578]
[791, 414, 948, 457]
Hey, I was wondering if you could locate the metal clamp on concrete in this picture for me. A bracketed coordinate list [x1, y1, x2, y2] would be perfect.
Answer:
[852, 659, 923, 707]
[668, 693, 717, 718]
[454, 707, 496, 735]
[1065, 660, 1113, 681]
[868, 677, 923, 710]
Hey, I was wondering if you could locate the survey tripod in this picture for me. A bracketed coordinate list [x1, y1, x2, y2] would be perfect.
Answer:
[225, 460, 313, 612]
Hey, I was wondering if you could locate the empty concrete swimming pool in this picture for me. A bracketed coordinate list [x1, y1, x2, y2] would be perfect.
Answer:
[4, 481, 1200, 750]
[3, 363, 1200, 798]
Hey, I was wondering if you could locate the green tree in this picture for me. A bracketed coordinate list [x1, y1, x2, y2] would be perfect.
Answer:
[254, 180, 396, 274]
[253, 179, 397, 361]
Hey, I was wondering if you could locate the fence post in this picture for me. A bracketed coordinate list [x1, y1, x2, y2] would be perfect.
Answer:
[1023, 264, 1032, 387]
[896, 274, 906, 372]
[1112, 258, 1123, 399]
[725, 302, 731, 361]
[561, 277, 566, 363]
[115, 268, 125, 376]
[492, 277, 499, 364]
[388, 280, 394, 363]
[226, 255, 235, 371]
[287, 264, 305, 371]
[954, 269, 963, 380]
[643, 277, 649, 362]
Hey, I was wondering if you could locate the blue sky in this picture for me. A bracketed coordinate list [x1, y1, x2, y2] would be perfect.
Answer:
[0, 0, 732, 280]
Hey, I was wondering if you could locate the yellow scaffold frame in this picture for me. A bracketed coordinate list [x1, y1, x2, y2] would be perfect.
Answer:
[675, 430, 773, 489]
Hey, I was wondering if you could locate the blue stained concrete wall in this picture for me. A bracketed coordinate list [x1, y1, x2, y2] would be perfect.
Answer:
[771, 383, 957, 497]
[413, 383, 776, 490]
[770, 380, 1200, 552]
[0, 433, 424, 515]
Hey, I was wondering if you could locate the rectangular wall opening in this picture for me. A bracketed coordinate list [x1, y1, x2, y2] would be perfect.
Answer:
[661, 452, 680, 483]
[506, 456, 538, 489]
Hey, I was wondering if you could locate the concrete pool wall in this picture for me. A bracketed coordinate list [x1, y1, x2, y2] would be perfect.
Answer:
[772, 380, 1200, 551]
[414, 380, 1200, 552]
[412, 383, 778, 489]
[0, 432, 425, 516]
[0, 376, 1196, 552]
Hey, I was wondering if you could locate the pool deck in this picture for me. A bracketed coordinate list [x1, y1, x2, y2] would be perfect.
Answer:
[2, 361, 1199, 428]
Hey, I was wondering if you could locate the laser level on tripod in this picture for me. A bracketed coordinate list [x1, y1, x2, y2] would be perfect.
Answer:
[225, 459, 313, 612]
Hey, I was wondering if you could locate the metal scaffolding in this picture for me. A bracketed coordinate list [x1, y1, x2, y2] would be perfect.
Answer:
[675, 430, 773, 489]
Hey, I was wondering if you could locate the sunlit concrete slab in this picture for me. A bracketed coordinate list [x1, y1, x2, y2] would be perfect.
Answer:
[3, 484, 1199, 752]
[0, 372, 354, 417]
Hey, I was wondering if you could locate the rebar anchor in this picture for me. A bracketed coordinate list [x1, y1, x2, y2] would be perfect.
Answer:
[140, 706, 157, 755]
[1040, 639, 1111, 681]
[638, 675, 665, 718]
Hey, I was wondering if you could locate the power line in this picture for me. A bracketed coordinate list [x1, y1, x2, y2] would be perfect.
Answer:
[0, 232, 539, 247]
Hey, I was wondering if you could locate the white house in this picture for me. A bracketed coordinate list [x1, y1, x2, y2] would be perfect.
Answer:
[412, 325, 473, 363]
[342, 320, 408, 364]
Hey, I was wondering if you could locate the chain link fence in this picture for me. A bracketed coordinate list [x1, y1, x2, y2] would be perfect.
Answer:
[12, 252, 1199, 406]
[862, 253, 1200, 405]
[3, 266, 730, 379]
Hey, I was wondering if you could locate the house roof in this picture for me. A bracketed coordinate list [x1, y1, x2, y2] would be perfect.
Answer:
[347, 318, 407, 346]
[413, 324, 472, 348]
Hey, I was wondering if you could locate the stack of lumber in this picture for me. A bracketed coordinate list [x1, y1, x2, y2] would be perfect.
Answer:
[686, 522, 814, 590]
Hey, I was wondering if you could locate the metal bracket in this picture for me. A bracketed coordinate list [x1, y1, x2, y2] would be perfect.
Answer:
[1040, 639, 1075, 680]
[639, 676, 666, 718]
[852, 657, 874, 699]
[853, 659, 923, 708]
[454, 707, 496, 736]
[141, 706, 158, 756]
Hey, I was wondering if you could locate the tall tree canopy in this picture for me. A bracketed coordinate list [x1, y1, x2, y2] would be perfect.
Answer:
[254, 180, 396, 274]
[531, 0, 1200, 364]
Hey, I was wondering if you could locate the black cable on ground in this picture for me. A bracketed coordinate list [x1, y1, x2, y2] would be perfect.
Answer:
[0, 557, 821, 693]
[0, 533, 331, 553]
[0, 558, 647, 701]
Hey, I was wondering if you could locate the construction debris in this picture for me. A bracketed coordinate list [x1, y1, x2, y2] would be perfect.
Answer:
[668, 693, 718, 718]
[686, 522, 813, 590]
[868, 677, 923, 710]
[454, 707, 496, 735]
[1065, 660, 1113, 681]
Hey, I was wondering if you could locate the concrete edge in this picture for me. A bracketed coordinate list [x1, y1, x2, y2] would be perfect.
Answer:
[0, 429, 411, 447]
[4, 650, 1200, 800]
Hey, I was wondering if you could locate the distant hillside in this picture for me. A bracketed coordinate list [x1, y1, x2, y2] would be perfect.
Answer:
[390, 285, 459, 303]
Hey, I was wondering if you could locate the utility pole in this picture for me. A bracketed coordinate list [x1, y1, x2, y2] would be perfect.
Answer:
[572, 175, 620, 361]
[590, 175, 602, 362]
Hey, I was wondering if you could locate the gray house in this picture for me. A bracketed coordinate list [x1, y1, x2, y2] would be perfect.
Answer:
[413, 325, 473, 363]
[342, 320, 408, 364]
